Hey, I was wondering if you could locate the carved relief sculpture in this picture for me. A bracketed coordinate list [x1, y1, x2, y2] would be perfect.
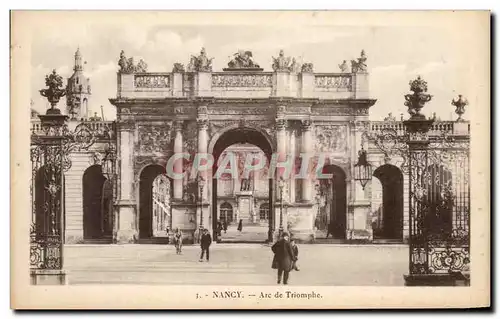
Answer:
[315, 75, 352, 89]
[211, 74, 272, 87]
[183, 121, 198, 155]
[135, 75, 170, 88]
[314, 125, 348, 153]
[137, 124, 173, 156]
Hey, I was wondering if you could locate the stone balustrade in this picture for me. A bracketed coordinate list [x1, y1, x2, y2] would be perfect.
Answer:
[117, 70, 368, 99]
[369, 120, 469, 136]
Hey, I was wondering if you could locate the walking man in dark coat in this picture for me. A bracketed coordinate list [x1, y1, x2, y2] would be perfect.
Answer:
[271, 232, 296, 285]
[199, 228, 212, 262]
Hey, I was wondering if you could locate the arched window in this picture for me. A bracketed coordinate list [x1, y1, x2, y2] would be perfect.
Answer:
[259, 203, 270, 221]
[220, 202, 233, 223]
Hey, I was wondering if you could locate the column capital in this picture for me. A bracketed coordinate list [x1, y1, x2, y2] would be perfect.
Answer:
[117, 120, 135, 131]
[197, 118, 209, 130]
[276, 118, 287, 130]
[197, 104, 209, 117]
[301, 119, 312, 131]
[174, 120, 184, 132]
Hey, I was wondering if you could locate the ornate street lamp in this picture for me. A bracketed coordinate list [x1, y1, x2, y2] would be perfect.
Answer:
[101, 142, 116, 180]
[278, 177, 285, 238]
[197, 175, 206, 230]
[353, 146, 372, 190]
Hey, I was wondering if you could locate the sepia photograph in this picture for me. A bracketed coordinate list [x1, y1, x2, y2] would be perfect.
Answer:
[10, 10, 490, 309]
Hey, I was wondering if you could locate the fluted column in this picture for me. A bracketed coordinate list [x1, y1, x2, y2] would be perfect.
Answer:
[119, 124, 134, 201]
[197, 117, 209, 202]
[275, 118, 287, 234]
[289, 130, 296, 203]
[276, 118, 287, 178]
[116, 120, 137, 243]
[173, 120, 183, 200]
[301, 119, 313, 202]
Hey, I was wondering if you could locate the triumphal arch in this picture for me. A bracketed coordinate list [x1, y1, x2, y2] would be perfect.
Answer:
[110, 48, 376, 243]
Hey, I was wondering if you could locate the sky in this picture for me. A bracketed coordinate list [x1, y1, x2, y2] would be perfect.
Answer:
[29, 12, 486, 121]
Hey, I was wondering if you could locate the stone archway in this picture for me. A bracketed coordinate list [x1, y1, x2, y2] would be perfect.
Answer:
[138, 164, 173, 241]
[210, 127, 274, 242]
[82, 165, 108, 240]
[373, 164, 404, 240]
[319, 165, 347, 239]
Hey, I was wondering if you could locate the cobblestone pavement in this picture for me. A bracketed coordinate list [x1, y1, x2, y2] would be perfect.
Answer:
[64, 244, 408, 286]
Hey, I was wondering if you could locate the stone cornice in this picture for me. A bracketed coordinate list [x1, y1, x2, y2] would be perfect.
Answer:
[109, 97, 377, 107]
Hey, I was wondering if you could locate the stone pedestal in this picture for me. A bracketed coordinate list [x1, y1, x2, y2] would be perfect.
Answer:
[404, 273, 470, 286]
[299, 72, 315, 98]
[236, 192, 253, 224]
[353, 72, 369, 99]
[347, 201, 373, 242]
[195, 72, 212, 97]
[116, 200, 137, 244]
[287, 203, 315, 243]
[172, 72, 183, 97]
[171, 202, 197, 234]
[30, 269, 67, 285]
[273, 71, 292, 97]
[453, 121, 469, 135]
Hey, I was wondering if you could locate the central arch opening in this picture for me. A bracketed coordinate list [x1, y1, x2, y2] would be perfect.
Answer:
[316, 165, 347, 240]
[211, 127, 274, 243]
[139, 164, 173, 243]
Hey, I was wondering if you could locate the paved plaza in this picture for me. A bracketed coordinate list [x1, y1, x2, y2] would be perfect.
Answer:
[64, 244, 408, 286]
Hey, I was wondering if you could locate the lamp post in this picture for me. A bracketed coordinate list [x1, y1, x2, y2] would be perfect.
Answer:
[101, 142, 116, 180]
[278, 177, 285, 238]
[197, 175, 206, 230]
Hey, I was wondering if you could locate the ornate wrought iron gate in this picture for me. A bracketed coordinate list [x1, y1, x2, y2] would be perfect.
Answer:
[407, 124, 470, 276]
[30, 131, 66, 269]
[365, 76, 471, 284]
